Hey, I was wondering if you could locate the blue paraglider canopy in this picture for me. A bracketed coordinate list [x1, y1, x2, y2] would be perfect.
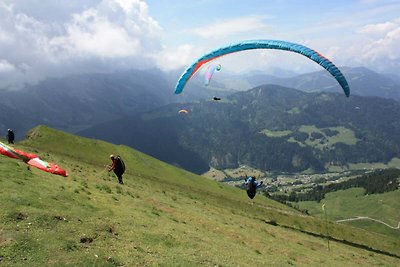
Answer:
[174, 40, 350, 97]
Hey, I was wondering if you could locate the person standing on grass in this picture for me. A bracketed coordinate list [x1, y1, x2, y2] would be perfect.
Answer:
[7, 129, 15, 144]
[108, 155, 125, 185]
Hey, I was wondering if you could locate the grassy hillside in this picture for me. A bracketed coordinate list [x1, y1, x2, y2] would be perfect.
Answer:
[1, 126, 399, 266]
[297, 188, 400, 237]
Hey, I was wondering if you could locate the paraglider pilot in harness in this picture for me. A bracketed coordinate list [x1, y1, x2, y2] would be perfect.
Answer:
[244, 176, 263, 199]
[108, 155, 125, 184]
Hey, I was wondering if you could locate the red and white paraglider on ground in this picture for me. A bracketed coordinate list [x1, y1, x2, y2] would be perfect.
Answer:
[0, 141, 68, 177]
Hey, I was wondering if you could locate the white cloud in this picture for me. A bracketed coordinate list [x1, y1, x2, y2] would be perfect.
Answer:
[49, 8, 141, 58]
[358, 18, 400, 37]
[359, 0, 379, 4]
[275, 16, 400, 73]
[359, 18, 400, 68]
[0, 0, 163, 89]
[0, 28, 12, 43]
[190, 16, 271, 39]
[153, 44, 203, 71]
[0, 59, 15, 72]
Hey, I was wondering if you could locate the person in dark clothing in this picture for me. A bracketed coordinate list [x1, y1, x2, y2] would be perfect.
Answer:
[7, 129, 15, 144]
[108, 154, 125, 184]
[244, 176, 263, 199]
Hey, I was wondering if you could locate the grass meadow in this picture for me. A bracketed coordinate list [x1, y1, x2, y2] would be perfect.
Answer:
[0, 126, 399, 266]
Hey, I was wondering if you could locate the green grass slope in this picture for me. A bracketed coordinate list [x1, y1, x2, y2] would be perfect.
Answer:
[1, 126, 399, 266]
[297, 188, 400, 237]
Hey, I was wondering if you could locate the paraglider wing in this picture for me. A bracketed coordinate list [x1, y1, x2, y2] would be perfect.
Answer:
[0, 141, 23, 160]
[27, 158, 68, 177]
[175, 40, 350, 97]
[0, 141, 67, 177]
[178, 109, 189, 114]
[13, 148, 38, 161]
[0, 141, 37, 161]
[204, 63, 221, 86]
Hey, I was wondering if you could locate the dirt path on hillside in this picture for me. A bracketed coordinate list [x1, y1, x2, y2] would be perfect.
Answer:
[336, 217, 400, 229]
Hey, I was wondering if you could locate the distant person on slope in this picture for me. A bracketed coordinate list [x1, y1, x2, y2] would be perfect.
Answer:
[244, 176, 263, 199]
[108, 155, 125, 185]
[7, 129, 15, 144]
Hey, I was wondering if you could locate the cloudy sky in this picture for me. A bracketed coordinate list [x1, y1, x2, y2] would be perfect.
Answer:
[0, 0, 399, 89]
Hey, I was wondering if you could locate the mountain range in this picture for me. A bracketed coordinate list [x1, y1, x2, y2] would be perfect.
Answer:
[0, 68, 233, 139]
[1, 66, 399, 174]
[79, 84, 400, 174]
[244, 67, 400, 101]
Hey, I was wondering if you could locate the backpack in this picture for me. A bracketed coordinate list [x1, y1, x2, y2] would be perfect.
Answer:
[116, 156, 126, 174]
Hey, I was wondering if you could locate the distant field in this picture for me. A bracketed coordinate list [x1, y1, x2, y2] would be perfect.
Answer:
[203, 166, 265, 181]
[261, 125, 360, 151]
[296, 188, 400, 237]
[261, 129, 293, 137]
[202, 167, 226, 181]
[297, 125, 359, 149]
[327, 157, 400, 172]
[349, 158, 400, 170]
[286, 107, 301, 114]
